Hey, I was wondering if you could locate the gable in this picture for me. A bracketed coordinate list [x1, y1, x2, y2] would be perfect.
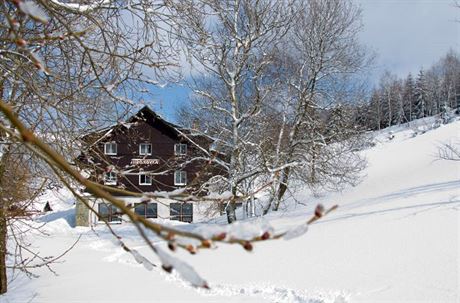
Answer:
[126, 107, 181, 141]
[81, 106, 185, 148]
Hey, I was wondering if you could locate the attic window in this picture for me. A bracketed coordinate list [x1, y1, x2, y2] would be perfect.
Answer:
[174, 144, 187, 156]
[104, 142, 117, 155]
[139, 143, 152, 155]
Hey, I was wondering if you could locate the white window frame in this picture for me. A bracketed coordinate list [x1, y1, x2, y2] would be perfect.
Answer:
[104, 171, 117, 185]
[174, 143, 187, 156]
[104, 142, 117, 155]
[139, 143, 152, 155]
[170, 202, 193, 222]
[98, 203, 122, 223]
[174, 170, 187, 186]
[139, 173, 152, 185]
[134, 202, 158, 219]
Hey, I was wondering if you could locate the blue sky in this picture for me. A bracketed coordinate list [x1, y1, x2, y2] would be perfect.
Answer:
[145, 84, 190, 123]
[149, 0, 459, 123]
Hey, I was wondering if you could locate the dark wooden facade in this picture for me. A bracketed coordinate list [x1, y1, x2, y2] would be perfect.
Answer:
[78, 106, 216, 194]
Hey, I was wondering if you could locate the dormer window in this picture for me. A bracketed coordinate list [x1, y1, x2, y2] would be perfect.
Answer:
[139, 143, 152, 155]
[103, 171, 117, 185]
[174, 170, 187, 186]
[104, 142, 117, 155]
[174, 144, 187, 156]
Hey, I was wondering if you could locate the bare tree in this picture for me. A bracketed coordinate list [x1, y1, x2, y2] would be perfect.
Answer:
[261, 0, 370, 212]
[171, 0, 295, 223]
[175, 0, 370, 217]
[0, 140, 65, 293]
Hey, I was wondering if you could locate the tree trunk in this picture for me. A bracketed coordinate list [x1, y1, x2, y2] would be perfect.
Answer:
[226, 202, 236, 223]
[0, 212, 7, 294]
[249, 194, 255, 217]
[262, 197, 274, 215]
[272, 181, 287, 211]
[0, 154, 7, 294]
[273, 167, 290, 211]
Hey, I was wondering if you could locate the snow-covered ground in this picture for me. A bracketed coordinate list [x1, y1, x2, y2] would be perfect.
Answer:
[2, 118, 459, 303]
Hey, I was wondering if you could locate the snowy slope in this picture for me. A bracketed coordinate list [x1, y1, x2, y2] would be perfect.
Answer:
[2, 119, 459, 303]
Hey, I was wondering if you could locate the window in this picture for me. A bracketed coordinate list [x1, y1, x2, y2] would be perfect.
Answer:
[139, 143, 152, 155]
[104, 142, 117, 155]
[103, 171, 117, 185]
[139, 174, 152, 185]
[174, 170, 187, 186]
[174, 144, 187, 156]
[170, 203, 193, 222]
[134, 203, 157, 219]
[98, 203, 122, 223]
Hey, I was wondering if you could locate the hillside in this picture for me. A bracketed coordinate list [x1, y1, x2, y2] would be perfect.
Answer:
[2, 118, 459, 303]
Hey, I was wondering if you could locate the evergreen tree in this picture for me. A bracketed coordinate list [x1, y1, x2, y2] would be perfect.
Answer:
[403, 73, 416, 121]
[393, 79, 405, 125]
[414, 69, 428, 119]
[362, 50, 460, 131]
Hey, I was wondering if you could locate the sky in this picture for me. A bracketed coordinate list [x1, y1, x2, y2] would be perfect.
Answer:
[357, 0, 459, 79]
[149, 0, 460, 123]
